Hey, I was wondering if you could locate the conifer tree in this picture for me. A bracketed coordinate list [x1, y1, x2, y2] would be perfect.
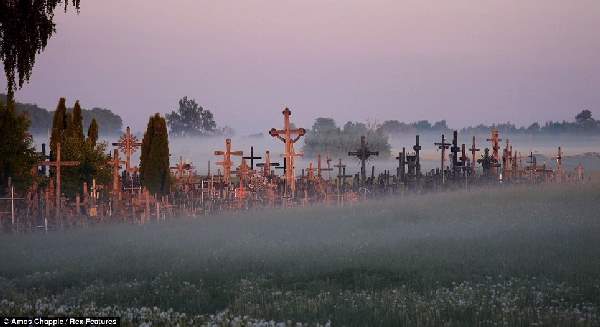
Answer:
[70, 100, 85, 141]
[0, 100, 37, 193]
[50, 98, 68, 159]
[140, 113, 171, 195]
[87, 118, 98, 147]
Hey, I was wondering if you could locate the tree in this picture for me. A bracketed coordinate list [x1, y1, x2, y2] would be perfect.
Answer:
[68, 100, 85, 141]
[166, 97, 217, 137]
[0, 1, 81, 101]
[87, 118, 98, 147]
[575, 110, 593, 124]
[0, 100, 38, 194]
[140, 114, 171, 195]
[50, 98, 68, 159]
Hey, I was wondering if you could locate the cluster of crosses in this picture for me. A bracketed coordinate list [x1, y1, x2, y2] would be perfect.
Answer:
[1, 109, 586, 232]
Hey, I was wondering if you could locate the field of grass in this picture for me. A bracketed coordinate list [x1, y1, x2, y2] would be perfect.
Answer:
[1, 183, 600, 326]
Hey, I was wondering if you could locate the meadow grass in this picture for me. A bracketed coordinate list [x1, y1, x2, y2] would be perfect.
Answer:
[1, 183, 599, 326]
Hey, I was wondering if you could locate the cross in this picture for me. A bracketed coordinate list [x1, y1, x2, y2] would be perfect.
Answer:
[469, 136, 480, 175]
[112, 126, 142, 176]
[214, 138, 243, 185]
[170, 156, 193, 181]
[348, 135, 379, 185]
[434, 134, 451, 184]
[450, 131, 462, 175]
[243, 146, 262, 170]
[107, 149, 125, 196]
[334, 159, 353, 192]
[269, 108, 306, 194]
[486, 128, 502, 174]
[317, 154, 333, 179]
[0, 186, 24, 227]
[38, 142, 80, 222]
[256, 150, 280, 177]
[395, 147, 406, 183]
[460, 144, 468, 172]
[413, 135, 422, 177]
[235, 159, 253, 198]
[554, 146, 564, 176]
[275, 157, 287, 175]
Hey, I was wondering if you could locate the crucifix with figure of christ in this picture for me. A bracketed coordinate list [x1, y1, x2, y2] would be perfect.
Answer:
[112, 126, 142, 176]
[348, 135, 379, 185]
[269, 108, 306, 195]
[38, 142, 80, 223]
[214, 138, 243, 185]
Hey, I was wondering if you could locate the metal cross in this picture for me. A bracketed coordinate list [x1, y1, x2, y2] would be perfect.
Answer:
[348, 135, 379, 185]
[243, 146, 262, 170]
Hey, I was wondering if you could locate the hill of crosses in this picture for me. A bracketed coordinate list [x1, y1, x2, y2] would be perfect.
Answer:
[0, 105, 586, 231]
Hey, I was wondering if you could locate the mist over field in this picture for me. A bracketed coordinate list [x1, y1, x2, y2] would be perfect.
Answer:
[30, 133, 600, 176]
[2, 183, 600, 325]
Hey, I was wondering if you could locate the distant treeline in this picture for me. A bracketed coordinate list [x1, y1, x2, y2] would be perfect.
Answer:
[303, 118, 391, 158]
[378, 110, 599, 136]
[0, 94, 123, 135]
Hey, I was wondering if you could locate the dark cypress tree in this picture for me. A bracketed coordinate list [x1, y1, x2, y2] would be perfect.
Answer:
[140, 113, 171, 195]
[70, 100, 85, 141]
[50, 98, 68, 160]
[87, 118, 98, 147]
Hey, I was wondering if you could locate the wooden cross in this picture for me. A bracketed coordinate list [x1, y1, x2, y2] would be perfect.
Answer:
[214, 138, 243, 185]
[112, 126, 142, 175]
[256, 150, 279, 176]
[107, 149, 125, 196]
[460, 144, 468, 172]
[0, 186, 24, 227]
[449, 131, 462, 175]
[434, 134, 451, 184]
[486, 128, 502, 173]
[235, 159, 253, 198]
[469, 136, 480, 175]
[334, 159, 353, 191]
[170, 156, 193, 181]
[38, 142, 80, 222]
[243, 146, 262, 170]
[348, 135, 379, 185]
[269, 108, 306, 194]
[317, 154, 333, 178]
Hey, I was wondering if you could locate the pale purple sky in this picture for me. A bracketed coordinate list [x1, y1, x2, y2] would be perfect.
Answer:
[2, 0, 599, 133]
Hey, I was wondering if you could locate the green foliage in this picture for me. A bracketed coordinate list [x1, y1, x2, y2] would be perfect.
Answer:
[48, 98, 110, 198]
[69, 100, 85, 141]
[87, 118, 98, 147]
[303, 118, 391, 158]
[0, 0, 80, 100]
[166, 97, 217, 137]
[0, 101, 38, 194]
[140, 114, 171, 195]
[50, 98, 68, 160]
